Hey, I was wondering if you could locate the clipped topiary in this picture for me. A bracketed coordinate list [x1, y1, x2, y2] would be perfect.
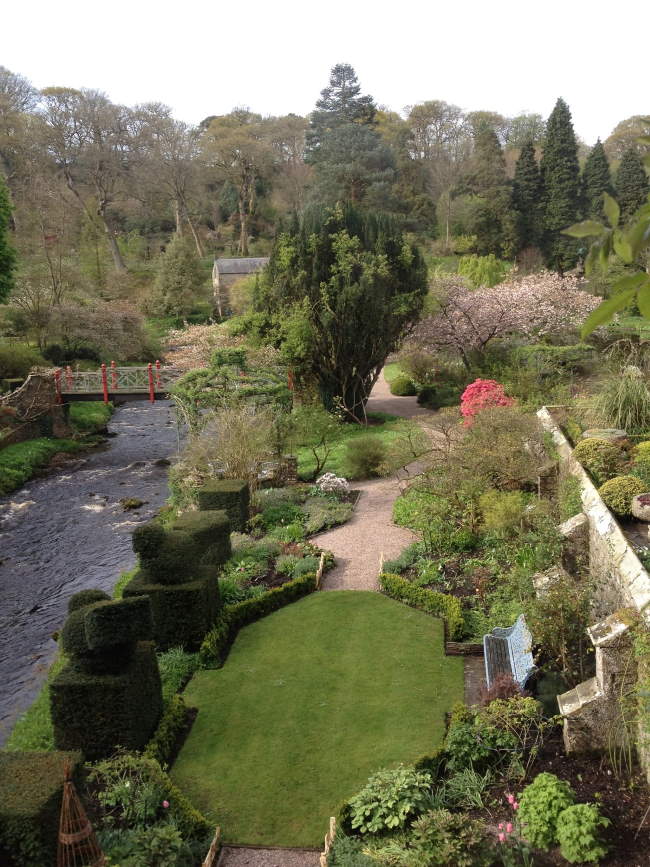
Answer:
[598, 475, 646, 517]
[556, 803, 610, 864]
[518, 772, 575, 848]
[50, 591, 162, 760]
[573, 437, 623, 485]
[126, 510, 230, 650]
[67, 588, 111, 613]
[197, 479, 250, 532]
[389, 374, 418, 396]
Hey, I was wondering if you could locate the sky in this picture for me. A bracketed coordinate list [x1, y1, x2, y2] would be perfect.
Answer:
[3, 0, 648, 145]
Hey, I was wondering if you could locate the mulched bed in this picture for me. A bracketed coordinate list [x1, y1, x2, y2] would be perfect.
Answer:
[482, 731, 650, 866]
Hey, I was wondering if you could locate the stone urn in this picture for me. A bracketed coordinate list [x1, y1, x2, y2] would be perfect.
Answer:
[631, 493, 650, 521]
[581, 428, 628, 445]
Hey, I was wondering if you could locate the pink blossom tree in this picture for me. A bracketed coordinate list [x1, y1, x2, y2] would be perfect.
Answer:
[414, 272, 601, 368]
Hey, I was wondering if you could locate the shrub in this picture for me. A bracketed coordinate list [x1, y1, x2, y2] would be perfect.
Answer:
[398, 349, 436, 389]
[379, 573, 463, 639]
[259, 502, 304, 530]
[315, 472, 350, 498]
[382, 542, 425, 574]
[144, 694, 190, 766]
[573, 437, 622, 485]
[518, 772, 575, 848]
[443, 707, 518, 773]
[348, 766, 432, 834]
[344, 436, 388, 479]
[267, 520, 306, 542]
[197, 478, 250, 532]
[303, 496, 354, 534]
[460, 379, 514, 424]
[479, 489, 526, 536]
[407, 809, 495, 867]
[515, 343, 596, 378]
[556, 803, 610, 864]
[0, 751, 82, 867]
[0, 343, 46, 380]
[458, 253, 511, 288]
[390, 374, 418, 396]
[327, 832, 374, 866]
[599, 475, 646, 517]
[198, 572, 317, 666]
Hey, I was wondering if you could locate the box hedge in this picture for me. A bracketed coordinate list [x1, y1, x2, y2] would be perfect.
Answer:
[198, 479, 250, 532]
[199, 571, 317, 666]
[50, 641, 163, 759]
[0, 750, 82, 867]
[379, 572, 464, 639]
[124, 566, 221, 651]
[144, 694, 191, 767]
[132, 510, 232, 585]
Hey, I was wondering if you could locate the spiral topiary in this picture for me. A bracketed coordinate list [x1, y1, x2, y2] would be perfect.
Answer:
[598, 475, 646, 517]
[573, 437, 622, 485]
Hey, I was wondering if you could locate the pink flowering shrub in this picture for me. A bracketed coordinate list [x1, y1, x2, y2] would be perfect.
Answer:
[461, 379, 514, 424]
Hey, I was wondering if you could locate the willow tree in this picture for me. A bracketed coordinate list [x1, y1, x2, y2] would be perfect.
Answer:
[255, 204, 427, 421]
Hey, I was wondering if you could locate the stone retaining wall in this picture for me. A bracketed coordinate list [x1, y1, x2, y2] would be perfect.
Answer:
[537, 407, 650, 779]
[0, 373, 71, 449]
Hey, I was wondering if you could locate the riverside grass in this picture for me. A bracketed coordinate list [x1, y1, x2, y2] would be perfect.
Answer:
[172, 591, 464, 847]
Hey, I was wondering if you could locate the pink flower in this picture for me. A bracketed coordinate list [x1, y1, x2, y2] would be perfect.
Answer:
[498, 833, 506, 843]
[513, 801, 519, 811]
[162, 800, 170, 808]
[506, 793, 515, 805]
[506, 823, 513, 834]
[498, 822, 504, 831]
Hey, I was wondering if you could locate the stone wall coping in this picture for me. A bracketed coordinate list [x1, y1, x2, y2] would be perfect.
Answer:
[537, 406, 650, 624]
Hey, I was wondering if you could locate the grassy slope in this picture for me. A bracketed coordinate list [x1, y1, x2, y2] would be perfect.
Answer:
[68, 400, 113, 433]
[172, 591, 464, 847]
[295, 413, 417, 479]
[382, 362, 403, 385]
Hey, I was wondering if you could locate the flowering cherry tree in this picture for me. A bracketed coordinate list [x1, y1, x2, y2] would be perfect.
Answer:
[414, 272, 600, 368]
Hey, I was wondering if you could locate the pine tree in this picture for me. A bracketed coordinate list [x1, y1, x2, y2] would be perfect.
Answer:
[581, 139, 613, 220]
[540, 98, 581, 271]
[0, 173, 16, 303]
[511, 141, 542, 250]
[307, 64, 376, 157]
[616, 147, 650, 221]
[152, 235, 204, 317]
[463, 129, 513, 257]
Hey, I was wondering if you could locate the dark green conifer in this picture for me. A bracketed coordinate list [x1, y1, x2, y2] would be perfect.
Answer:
[511, 141, 542, 250]
[0, 174, 16, 303]
[540, 98, 581, 271]
[581, 139, 613, 220]
[615, 147, 650, 221]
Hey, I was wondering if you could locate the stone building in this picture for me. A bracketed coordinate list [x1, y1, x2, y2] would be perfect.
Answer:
[212, 257, 269, 317]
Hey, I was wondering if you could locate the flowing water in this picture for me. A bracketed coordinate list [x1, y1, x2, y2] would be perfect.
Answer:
[0, 400, 180, 743]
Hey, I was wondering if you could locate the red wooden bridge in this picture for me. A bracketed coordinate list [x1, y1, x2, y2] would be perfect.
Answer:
[54, 361, 181, 404]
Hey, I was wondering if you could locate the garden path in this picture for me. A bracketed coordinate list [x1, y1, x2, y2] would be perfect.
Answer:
[317, 372, 430, 591]
[217, 846, 320, 867]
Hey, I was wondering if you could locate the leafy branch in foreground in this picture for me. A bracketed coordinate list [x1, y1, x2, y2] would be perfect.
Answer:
[563, 121, 650, 337]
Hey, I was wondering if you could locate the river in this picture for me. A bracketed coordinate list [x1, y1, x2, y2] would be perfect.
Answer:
[0, 400, 180, 743]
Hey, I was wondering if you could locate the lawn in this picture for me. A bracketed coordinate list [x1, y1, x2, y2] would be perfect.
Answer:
[172, 591, 464, 847]
[295, 412, 418, 480]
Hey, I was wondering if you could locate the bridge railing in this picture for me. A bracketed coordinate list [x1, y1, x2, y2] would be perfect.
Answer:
[56, 361, 181, 403]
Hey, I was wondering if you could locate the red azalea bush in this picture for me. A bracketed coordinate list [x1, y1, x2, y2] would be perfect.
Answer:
[461, 379, 514, 424]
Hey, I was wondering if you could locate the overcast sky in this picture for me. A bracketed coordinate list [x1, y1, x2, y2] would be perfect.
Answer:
[3, 0, 647, 145]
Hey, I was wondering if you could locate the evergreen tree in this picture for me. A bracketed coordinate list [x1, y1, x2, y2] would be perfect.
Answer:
[307, 64, 376, 157]
[0, 173, 16, 303]
[540, 98, 581, 272]
[462, 129, 514, 257]
[511, 141, 542, 250]
[152, 235, 204, 317]
[616, 147, 650, 221]
[581, 139, 613, 220]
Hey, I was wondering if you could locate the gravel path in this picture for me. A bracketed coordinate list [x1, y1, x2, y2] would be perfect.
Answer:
[218, 846, 320, 867]
[318, 373, 429, 591]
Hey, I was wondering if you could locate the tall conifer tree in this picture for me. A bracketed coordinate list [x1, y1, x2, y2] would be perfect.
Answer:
[0, 174, 16, 303]
[540, 98, 581, 271]
[511, 141, 542, 250]
[464, 129, 514, 256]
[616, 147, 650, 221]
[580, 139, 613, 220]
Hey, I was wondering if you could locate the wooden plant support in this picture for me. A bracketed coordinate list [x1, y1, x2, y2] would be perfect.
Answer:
[320, 816, 336, 866]
[315, 552, 326, 589]
[202, 826, 222, 867]
[57, 761, 106, 867]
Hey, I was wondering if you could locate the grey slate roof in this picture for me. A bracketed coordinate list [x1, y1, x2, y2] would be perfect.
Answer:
[214, 257, 269, 275]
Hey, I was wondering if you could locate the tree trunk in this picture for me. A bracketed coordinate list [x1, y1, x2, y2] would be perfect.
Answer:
[185, 210, 205, 258]
[174, 198, 183, 235]
[238, 191, 249, 256]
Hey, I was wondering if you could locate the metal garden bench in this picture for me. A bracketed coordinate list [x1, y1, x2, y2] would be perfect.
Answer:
[483, 614, 536, 690]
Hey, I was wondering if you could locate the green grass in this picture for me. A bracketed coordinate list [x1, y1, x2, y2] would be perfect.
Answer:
[172, 591, 464, 847]
[296, 413, 417, 479]
[5, 654, 66, 750]
[69, 400, 114, 433]
[382, 362, 403, 384]
[0, 437, 84, 496]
